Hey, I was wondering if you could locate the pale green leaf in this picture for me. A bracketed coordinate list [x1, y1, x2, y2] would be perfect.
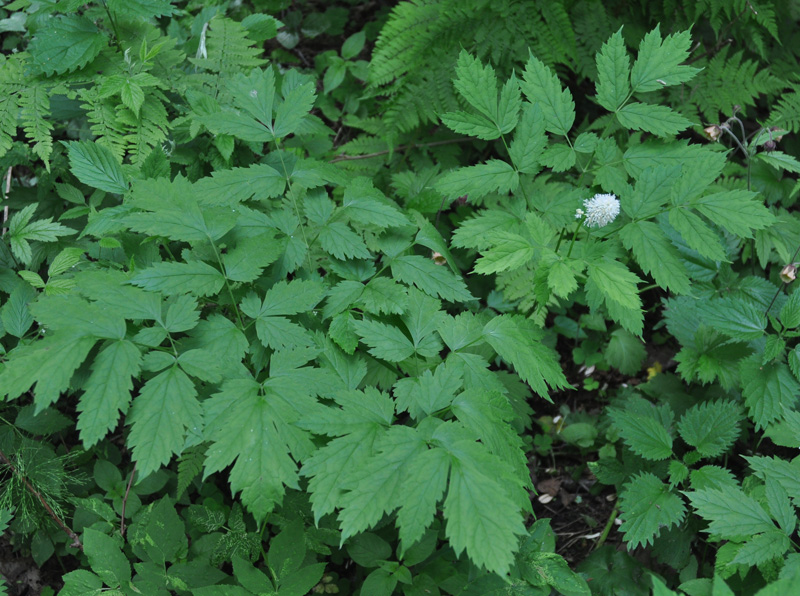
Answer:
[595, 28, 630, 112]
[630, 26, 699, 93]
[616, 102, 693, 136]
[29, 16, 106, 75]
[520, 53, 575, 136]
[67, 141, 128, 194]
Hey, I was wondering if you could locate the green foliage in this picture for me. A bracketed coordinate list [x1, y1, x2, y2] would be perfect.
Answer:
[1, 1, 800, 594]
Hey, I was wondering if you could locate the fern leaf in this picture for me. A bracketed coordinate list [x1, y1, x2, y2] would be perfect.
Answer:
[78, 88, 127, 161]
[118, 94, 169, 165]
[19, 86, 53, 165]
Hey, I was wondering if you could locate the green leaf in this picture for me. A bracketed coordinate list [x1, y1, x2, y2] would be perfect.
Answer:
[341, 178, 410, 228]
[744, 455, 800, 506]
[508, 103, 547, 173]
[241, 280, 326, 318]
[59, 570, 103, 595]
[83, 528, 131, 587]
[731, 531, 791, 566]
[67, 141, 128, 194]
[29, 16, 106, 75]
[608, 402, 673, 460]
[1, 283, 35, 338]
[473, 232, 533, 275]
[668, 208, 728, 262]
[630, 26, 699, 93]
[128, 366, 201, 478]
[131, 261, 225, 296]
[273, 81, 316, 139]
[606, 328, 646, 375]
[765, 477, 796, 535]
[6, 204, 75, 265]
[319, 222, 371, 260]
[396, 448, 450, 553]
[226, 68, 275, 127]
[106, 0, 175, 18]
[616, 102, 693, 136]
[678, 401, 742, 458]
[691, 190, 775, 238]
[540, 143, 576, 172]
[341, 30, 365, 59]
[780, 289, 800, 329]
[194, 164, 285, 203]
[391, 255, 474, 303]
[520, 53, 575, 136]
[619, 473, 686, 548]
[686, 487, 776, 538]
[435, 160, 518, 202]
[394, 363, 462, 418]
[620, 221, 690, 294]
[596, 28, 631, 112]
[204, 377, 312, 521]
[78, 340, 141, 448]
[741, 359, 800, 430]
[440, 111, 500, 141]
[585, 258, 644, 336]
[482, 314, 569, 398]
[351, 318, 415, 362]
[697, 297, 766, 341]
[623, 165, 680, 219]
[757, 151, 800, 174]
[453, 50, 500, 121]
[223, 235, 282, 283]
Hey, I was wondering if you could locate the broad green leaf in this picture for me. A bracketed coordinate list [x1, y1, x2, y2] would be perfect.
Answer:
[29, 16, 106, 75]
[540, 143, 576, 172]
[200, 111, 274, 142]
[623, 165, 680, 219]
[630, 26, 699, 92]
[731, 531, 791, 566]
[496, 74, 522, 135]
[106, 0, 175, 18]
[453, 50, 499, 120]
[668, 208, 727, 262]
[620, 221, 690, 294]
[440, 111, 500, 140]
[396, 448, 450, 552]
[520, 53, 575, 136]
[360, 277, 408, 315]
[473, 232, 533, 275]
[547, 259, 579, 298]
[341, 178, 410, 228]
[223, 234, 283, 283]
[482, 315, 569, 398]
[697, 297, 766, 341]
[273, 81, 316, 138]
[194, 164, 285, 204]
[319, 222, 371, 260]
[757, 151, 800, 174]
[616, 102, 693, 136]
[6, 204, 75, 265]
[204, 378, 310, 521]
[67, 141, 128, 194]
[452, 210, 520, 251]
[691, 190, 775, 238]
[765, 477, 796, 535]
[508, 103, 547, 173]
[30, 295, 125, 339]
[619, 473, 685, 548]
[83, 528, 131, 587]
[1, 283, 35, 338]
[78, 340, 142, 447]
[435, 160, 518, 202]
[351, 318, 415, 362]
[585, 258, 643, 335]
[225, 68, 275, 126]
[391, 255, 474, 303]
[595, 28, 631, 112]
[57, 570, 103, 596]
[394, 363, 462, 418]
[744, 455, 800, 505]
[131, 261, 226, 296]
[608, 404, 673, 460]
[127, 365, 201, 478]
[254, 316, 314, 351]
[605, 328, 646, 375]
[241, 280, 325, 318]
[686, 487, 776, 537]
[678, 401, 741, 458]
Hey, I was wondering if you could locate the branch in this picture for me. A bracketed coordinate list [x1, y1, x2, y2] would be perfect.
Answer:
[0, 447, 82, 550]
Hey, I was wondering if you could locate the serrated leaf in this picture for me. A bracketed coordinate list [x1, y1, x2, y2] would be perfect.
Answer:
[731, 531, 791, 566]
[29, 16, 106, 75]
[697, 297, 766, 341]
[608, 404, 673, 460]
[440, 111, 500, 140]
[273, 81, 315, 139]
[630, 26, 699, 93]
[691, 190, 775, 238]
[130, 261, 225, 296]
[106, 0, 175, 18]
[341, 178, 410, 228]
[351, 318, 415, 362]
[619, 473, 686, 548]
[78, 340, 141, 448]
[319, 222, 371, 260]
[67, 141, 128, 194]
[606, 328, 646, 375]
[540, 143, 576, 172]
[757, 151, 800, 174]
[741, 359, 799, 430]
[620, 221, 690, 294]
[668, 208, 727, 262]
[616, 102, 693, 136]
[678, 401, 741, 458]
[473, 232, 533, 275]
[765, 477, 796, 535]
[436, 160, 518, 202]
[686, 487, 776, 538]
[780, 290, 800, 329]
[508, 103, 547, 173]
[453, 51, 499, 120]
[596, 28, 631, 112]
[83, 528, 131, 588]
[194, 164, 285, 204]
[127, 365, 201, 478]
[520, 53, 575, 136]
[744, 455, 800, 506]
[391, 255, 473, 303]
[482, 314, 569, 398]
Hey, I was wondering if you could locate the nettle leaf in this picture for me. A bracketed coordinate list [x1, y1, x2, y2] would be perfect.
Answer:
[678, 401, 742, 458]
[608, 398, 673, 460]
[127, 365, 201, 478]
[520, 53, 575, 136]
[29, 15, 107, 75]
[605, 328, 646, 375]
[686, 487, 777, 538]
[629, 26, 699, 92]
[482, 315, 569, 398]
[619, 473, 686, 548]
[67, 141, 129, 194]
[696, 297, 766, 341]
[595, 27, 630, 112]
[731, 530, 791, 566]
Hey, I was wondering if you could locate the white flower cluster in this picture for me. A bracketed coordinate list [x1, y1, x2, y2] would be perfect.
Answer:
[580, 193, 620, 228]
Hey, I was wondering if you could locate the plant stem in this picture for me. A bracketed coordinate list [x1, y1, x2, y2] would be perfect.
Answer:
[0, 447, 82, 550]
[566, 219, 584, 258]
[209, 240, 246, 330]
[120, 462, 136, 537]
[593, 503, 618, 550]
[101, 0, 124, 52]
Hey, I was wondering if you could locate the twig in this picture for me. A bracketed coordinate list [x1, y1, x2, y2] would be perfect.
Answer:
[329, 138, 472, 163]
[1, 167, 10, 236]
[0, 447, 82, 550]
[120, 462, 136, 537]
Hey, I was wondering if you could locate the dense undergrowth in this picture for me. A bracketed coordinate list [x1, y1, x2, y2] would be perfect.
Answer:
[1, 0, 800, 594]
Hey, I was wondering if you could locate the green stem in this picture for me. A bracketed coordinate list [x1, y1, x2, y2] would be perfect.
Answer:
[274, 140, 312, 270]
[101, 0, 124, 52]
[566, 219, 584, 258]
[594, 504, 618, 550]
[209, 240, 245, 330]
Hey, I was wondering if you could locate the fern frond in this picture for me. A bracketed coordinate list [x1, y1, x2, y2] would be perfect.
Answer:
[690, 48, 783, 123]
[119, 94, 169, 165]
[768, 83, 800, 132]
[19, 86, 53, 166]
[78, 88, 126, 161]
